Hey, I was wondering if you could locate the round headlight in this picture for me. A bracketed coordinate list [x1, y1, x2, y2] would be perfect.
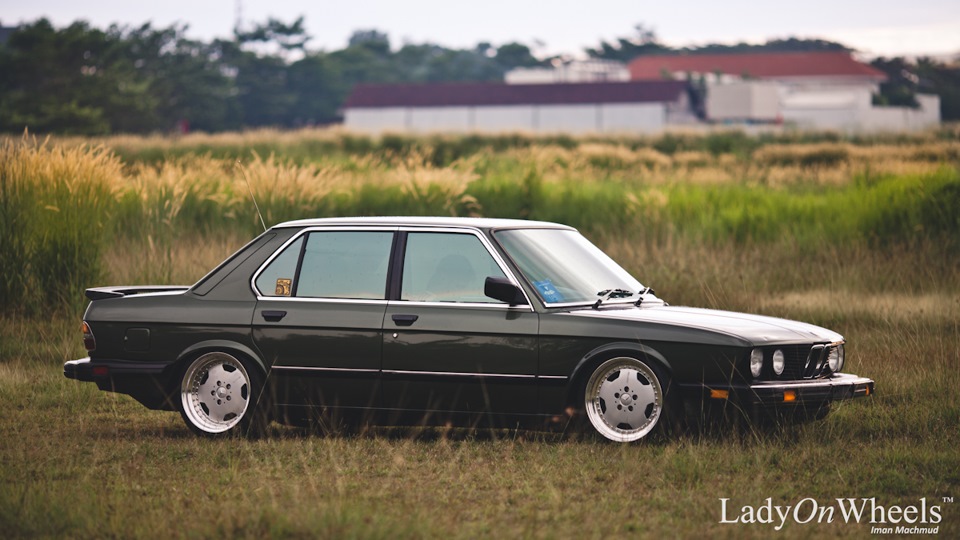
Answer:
[828, 345, 841, 372]
[837, 344, 845, 372]
[772, 349, 785, 376]
[750, 348, 764, 378]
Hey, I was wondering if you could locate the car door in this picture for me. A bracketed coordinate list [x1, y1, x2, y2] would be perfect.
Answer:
[252, 228, 395, 414]
[381, 229, 540, 417]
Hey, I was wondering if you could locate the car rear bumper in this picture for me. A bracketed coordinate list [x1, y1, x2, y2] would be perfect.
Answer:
[64, 357, 177, 410]
[65, 357, 169, 381]
[64, 358, 96, 381]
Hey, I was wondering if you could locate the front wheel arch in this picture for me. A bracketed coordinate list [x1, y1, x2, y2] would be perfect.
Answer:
[565, 342, 673, 408]
[566, 345, 683, 442]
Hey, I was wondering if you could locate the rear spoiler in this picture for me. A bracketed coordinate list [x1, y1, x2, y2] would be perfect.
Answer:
[85, 286, 191, 301]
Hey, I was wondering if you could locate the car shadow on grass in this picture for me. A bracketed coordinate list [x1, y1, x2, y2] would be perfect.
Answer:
[75, 402, 824, 445]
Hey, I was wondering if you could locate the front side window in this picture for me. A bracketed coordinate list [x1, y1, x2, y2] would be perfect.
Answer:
[255, 231, 393, 299]
[401, 233, 506, 303]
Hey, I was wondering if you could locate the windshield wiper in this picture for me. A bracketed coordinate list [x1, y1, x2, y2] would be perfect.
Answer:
[635, 286, 656, 306]
[593, 288, 634, 309]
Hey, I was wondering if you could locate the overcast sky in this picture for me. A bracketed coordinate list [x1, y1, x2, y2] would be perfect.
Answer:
[2, 1, 959, 58]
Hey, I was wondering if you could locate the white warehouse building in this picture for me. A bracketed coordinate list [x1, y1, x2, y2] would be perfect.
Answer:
[504, 59, 631, 85]
[343, 81, 695, 134]
[629, 51, 940, 132]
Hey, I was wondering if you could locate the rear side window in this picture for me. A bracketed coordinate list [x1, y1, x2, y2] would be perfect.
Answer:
[255, 236, 303, 296]
[297, 232, 393, 299]
[255, 231, 393, 299]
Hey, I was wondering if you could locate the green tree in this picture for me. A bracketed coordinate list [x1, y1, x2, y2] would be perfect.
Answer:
[108, 24, 237, 132]
[287, 53, 344, 125]
[0, 19, 116, 134]
[915, 58, 960, 121]
[493, 42, 543, 71]
[681, 37, 849, 55]
[870, 57, 920, 107]
[328, 36, 400, 88]
[587, 25, 849, 63]
[586, 24, 670, 62]
[216, 17, 313, 127]
[0, 19, 237, 134]
[347, 30, 391, 56]
[235, 16, 310, 52]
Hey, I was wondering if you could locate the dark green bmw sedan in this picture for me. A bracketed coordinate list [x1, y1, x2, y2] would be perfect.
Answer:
[65, 217, 874, 442]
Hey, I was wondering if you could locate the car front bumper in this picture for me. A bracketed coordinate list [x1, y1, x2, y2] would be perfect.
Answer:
[690, 373, 874, 408]
[739, 373, 874, 405]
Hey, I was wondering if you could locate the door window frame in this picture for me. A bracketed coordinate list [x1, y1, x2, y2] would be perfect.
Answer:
[390, 227, 534, 311]
[251, 226, 398, 304]
[251, 225, 534, 311]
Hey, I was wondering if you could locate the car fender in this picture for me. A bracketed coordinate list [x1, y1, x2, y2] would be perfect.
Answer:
[566, 341, 672, 404]
[176, 340, 268, 376]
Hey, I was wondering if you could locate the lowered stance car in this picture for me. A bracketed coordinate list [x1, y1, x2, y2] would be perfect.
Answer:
[65, 217, 874, 442]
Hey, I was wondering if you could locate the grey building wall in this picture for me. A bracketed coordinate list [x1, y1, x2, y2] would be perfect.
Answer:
[344, 102, 670, 134]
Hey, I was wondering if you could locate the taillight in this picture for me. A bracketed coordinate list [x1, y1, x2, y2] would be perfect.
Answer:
[81, 321, 96, 352]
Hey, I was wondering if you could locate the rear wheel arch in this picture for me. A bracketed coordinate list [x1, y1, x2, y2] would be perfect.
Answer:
[174, 340, 268, 379]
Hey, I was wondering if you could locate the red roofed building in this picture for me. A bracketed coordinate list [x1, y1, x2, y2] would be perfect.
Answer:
[629, 51, 887, 86]
[627, 51, 939, 131]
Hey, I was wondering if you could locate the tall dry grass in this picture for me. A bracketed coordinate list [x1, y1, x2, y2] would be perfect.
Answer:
[31, 124, 960, 166]
[2, 131, 958, 316]
[0, 139, 117, 313]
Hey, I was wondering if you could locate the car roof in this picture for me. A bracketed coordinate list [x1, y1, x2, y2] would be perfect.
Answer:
[272, 216, 575, 231]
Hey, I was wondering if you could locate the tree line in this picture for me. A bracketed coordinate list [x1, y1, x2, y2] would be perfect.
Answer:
[1, 18, 957, 135]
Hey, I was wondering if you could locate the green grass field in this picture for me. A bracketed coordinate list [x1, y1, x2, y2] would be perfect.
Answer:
[1, 129, 959, 538]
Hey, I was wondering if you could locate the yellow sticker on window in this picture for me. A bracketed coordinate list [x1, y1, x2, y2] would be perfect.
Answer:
[275, 278, 292, 296]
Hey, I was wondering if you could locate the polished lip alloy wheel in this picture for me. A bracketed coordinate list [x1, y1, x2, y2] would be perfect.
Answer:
[181, 352, 251, 434]
[585, 357, 663, 442]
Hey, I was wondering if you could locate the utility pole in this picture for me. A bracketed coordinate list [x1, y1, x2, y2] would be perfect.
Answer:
[234, 0, 243, 35]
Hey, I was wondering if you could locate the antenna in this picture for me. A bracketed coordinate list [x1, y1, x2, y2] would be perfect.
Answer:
[236, 160, 267, 232]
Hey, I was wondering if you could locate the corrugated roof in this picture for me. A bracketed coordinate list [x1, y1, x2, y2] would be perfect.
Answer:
[344, 80, 689, 108]
[629, 51, 887, 80]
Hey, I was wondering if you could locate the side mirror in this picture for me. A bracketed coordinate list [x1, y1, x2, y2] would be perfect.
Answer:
[484, 277, 528, 305]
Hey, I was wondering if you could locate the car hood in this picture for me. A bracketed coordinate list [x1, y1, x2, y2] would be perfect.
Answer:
[562, 304, 843, 345]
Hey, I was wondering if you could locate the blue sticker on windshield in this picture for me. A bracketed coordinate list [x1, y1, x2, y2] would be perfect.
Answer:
[534, 279, 564, 303]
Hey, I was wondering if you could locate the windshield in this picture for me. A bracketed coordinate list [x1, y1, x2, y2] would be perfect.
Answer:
[495, 228, 644, 305]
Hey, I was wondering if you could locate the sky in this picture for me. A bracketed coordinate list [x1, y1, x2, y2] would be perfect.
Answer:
[2, 0, 959, 59]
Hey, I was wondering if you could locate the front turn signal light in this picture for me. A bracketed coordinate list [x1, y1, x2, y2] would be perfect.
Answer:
[783, 390, 797, 403]
[710, 389, 730, 400]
